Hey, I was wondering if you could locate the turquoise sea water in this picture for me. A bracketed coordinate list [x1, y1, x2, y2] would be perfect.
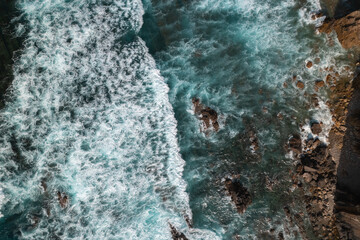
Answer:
[0, 0, 355, 239]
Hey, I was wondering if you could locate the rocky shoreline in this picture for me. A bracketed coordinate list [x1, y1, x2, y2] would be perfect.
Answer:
[292, 5, 360, 239]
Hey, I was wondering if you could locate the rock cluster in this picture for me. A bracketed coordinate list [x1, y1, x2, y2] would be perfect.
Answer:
[292, 137, 339, 239]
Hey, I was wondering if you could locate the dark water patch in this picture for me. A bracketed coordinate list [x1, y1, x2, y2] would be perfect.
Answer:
[0, 0, 26, 109]
[139, 3, 166, 54]
[321, 0, 360, 18]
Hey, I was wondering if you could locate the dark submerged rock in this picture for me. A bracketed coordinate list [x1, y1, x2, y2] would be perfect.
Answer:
[225, 178, 252, 214]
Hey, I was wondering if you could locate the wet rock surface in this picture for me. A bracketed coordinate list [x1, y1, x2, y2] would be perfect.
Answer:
[192, 98, 219, 132]
[224, 178, 252, 214]
[319, 10, 360, 49]
[311, 122, 322, 135]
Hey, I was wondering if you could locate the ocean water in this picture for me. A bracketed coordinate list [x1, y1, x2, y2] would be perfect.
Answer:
[0, 0, 355, 239]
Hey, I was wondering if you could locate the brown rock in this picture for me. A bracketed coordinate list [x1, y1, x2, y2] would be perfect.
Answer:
[311, 122, 322, 135]
[318, 18, 335, 34]
[303, 173, 313, 183]
[319, 11, 360, 49]
[296, 81, 305, 89]
[225, 178, 252, 214]
[306, 61, 313, 68]
[315, 80, 325, 88]
[326, 74, 333, 85]
[304, 166, 317, 173]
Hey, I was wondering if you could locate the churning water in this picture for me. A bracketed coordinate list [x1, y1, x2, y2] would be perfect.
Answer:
[0, 0, 354, 239]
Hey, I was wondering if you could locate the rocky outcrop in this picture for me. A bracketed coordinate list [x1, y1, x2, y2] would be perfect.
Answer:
[318, 10, 360, 49]
[224, 177, 252, 214]
[192, 98, 219, 132]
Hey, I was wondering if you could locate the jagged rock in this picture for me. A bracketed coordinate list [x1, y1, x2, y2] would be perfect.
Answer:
[169, 223, 188, 240]
[225, 178, 252, 214]
[57, 191, 69, 208]
[319, 10, 360, 49]
[192, 98, 219, 132]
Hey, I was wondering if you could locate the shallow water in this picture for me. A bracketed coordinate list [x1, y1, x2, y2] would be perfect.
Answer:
[0, 0, 356, 239]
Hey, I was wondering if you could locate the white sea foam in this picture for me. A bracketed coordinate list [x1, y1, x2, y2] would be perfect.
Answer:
[0, 0, 216, 239]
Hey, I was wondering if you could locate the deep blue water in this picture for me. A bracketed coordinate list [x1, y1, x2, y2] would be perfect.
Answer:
[0, 0, 354, 239]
